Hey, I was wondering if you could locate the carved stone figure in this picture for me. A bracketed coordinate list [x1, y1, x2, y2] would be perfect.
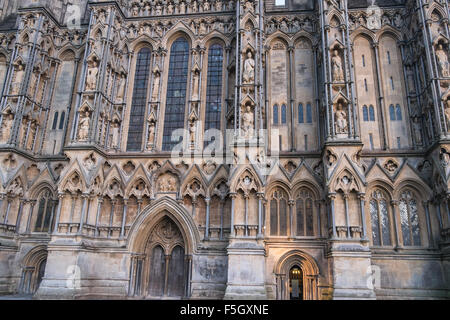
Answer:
[436, 44, 449, 77]
[78, 110, 90, 141]
[242, 105, 254, 137]
[243, 51, 255, 84]
[116, 74, 126, 102]
[412, 117, 422, 145]
[148, 121, 155, 147]
[0, 112, 14, 143]
[335, 102, 348, 134]
[332, 50, 344, 82]
[151, 69, 160, 102]
[110, 121, 120, 149]
[11, 62, 25, 95]
[191, 69, 200, 100]
[86, 60, 99, 91]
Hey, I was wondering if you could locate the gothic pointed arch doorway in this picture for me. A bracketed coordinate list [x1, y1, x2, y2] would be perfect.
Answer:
[130, 216, 189, 299]
[275, 250, 319, 300]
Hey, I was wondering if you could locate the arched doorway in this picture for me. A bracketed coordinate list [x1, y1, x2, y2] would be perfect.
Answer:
[289, 266, 303, 300]
[275, 250, 319, 300]
[20, 246, 48, 295]
[131, 217, 188, 299]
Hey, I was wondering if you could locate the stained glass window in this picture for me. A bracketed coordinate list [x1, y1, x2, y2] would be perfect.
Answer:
[399, 190, 421, 246]
[369, 190, 391, 246]
[204, 44, 223, 147]
[127, 47, 152, 151]
[162, 38, 190, 151]
[270, 190, 288, 236]
[296, 188, 314, 236]
[34, 189, 55, 233]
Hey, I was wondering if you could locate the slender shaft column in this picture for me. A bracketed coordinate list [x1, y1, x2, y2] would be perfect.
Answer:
[163, 255, 170, 296]
[390, 200, 401, 248]
[423, 201, 434, 248]
[53, 193, 64, 235]
[244, 194, 249, 237]
[230, 193, 237, 237]
[78, 193, 89, 235]
[329, 193, 337, 238]
[288, 200, 295, 239]
[445, 196, 450, 227]
[257, 193, 264, 239]
[15, 199, 24, 233]
[315, 200, 322, 238]
[220, 199, 225, 240]
[205, 198, 211, 240]
[343, 193, 350, 238]
[109, 199, 116, 238]
[120, 198, 128, 238]
[95, 197, 103, 236]
[3, 198, 11, 224]
[137, 199, 143, 216]
[435, 200, 443, 230]
[25, 201, 36, 233]
[358, 193, 368, 239]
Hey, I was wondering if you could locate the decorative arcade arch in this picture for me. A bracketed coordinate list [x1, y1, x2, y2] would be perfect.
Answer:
[274, 250, 319, 300]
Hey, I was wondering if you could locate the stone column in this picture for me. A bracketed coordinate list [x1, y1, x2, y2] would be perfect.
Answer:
[120, 198, 128, 238]
[25, 200, 36, 233]
[204, 198, 210, 240]
[390, 200, 401, 248]
[288, 200, 295, 239]
[329, 193, 337, 238]
[358, 193, 368, 239]
[52, 193, 64, 235]
[257, 193, 264, 239]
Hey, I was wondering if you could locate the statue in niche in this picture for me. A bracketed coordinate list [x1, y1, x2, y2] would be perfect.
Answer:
[436, 44, 449, 77]
[86, 60, 99, 91]
[116, 73, 126, 102]
[147, 120, 155, 147]
[11, 62, 25, 95]
[78, 110, 90, 141]
[151, 69, 160, 102]
[0, 112, 14, 142]
[215, 0, 222, 11]
[191, 69, 200, 100]
[332, 49, 344, 82]
[158, 174, 177, 192]
[243, 51, 255, 84]
[445, 99, 450, 130]
[242, 105, 254, 137]
[26, 121, 37, 150]
[110, 120, 120, 149]
[412, 117, 422, 145]
[203, 0, 210, 11]
[335, 102, 348, 134]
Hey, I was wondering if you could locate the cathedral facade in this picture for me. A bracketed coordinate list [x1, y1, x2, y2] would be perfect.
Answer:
[0, 0, 448, 300]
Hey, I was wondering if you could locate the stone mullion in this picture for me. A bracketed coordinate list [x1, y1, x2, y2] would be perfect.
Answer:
[70, 9, 95, 142]
[92, 9, 115, 146]
[373, 42, 388, 150]
[390, 200, 401, 248]
[10, 15, 44, 147]
[399, 43, 417, 149]
[417, 0, 445, 136]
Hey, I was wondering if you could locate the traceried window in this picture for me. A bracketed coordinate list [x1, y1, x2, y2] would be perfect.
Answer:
[162, 38, 190, 151]
[399, 190, 421, 246]
[204, 44, 224, 147]
[34, 189, 55, 233]
[270, 189, 288, 236]
[306, 104, 312, 123]
[127, 47, 152, 151]
[369, 190, 391, 246]
[295, 188, 314, 237]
